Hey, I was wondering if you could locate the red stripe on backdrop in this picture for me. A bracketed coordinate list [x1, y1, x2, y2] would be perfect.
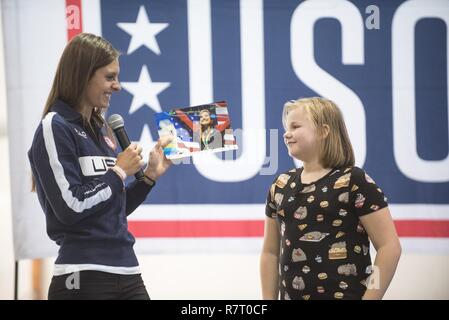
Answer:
[66, 0, 83, 41]
[128, 219, 449, 238]
[128, 220, 264, 238]
[394, 220, 449, 238]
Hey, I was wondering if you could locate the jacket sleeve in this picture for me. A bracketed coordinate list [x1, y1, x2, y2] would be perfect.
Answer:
[125, 179, 155, 216]
[31, 113, 125, 225]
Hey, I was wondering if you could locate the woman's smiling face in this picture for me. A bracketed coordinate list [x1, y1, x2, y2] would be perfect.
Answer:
[83, 59, 121, 110]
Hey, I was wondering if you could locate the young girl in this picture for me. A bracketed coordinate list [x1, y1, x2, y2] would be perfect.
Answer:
[260, 97, 401, 300]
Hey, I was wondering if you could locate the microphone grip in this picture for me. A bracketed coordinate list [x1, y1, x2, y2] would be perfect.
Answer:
[114, 127, 145, 181]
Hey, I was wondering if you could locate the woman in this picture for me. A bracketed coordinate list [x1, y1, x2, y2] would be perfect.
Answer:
[260, 97, 401, 300]
[199, 109, 223, 150]
[174, 106, 229, 151]
[28, 33, 172, 299]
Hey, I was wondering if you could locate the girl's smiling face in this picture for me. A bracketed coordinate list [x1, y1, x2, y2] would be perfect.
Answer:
[283, 106, 321, 162]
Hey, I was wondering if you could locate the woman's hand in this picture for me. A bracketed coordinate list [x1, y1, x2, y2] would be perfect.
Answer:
[144, 136, 173, 181]
[115, 143, 144, 176]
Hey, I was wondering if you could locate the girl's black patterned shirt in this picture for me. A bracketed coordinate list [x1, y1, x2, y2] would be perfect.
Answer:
[265, 166, 388, 300]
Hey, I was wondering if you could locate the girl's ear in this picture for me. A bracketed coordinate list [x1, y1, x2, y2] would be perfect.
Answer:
[321, 124, 330, 140]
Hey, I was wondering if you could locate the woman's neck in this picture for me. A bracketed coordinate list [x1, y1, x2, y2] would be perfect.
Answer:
[202, 125, 211, 131]
[77, 103, 93, 122]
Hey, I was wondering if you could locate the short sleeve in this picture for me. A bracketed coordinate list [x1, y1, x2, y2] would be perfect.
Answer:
[349, 167, 388, 217]
[265, 171, 296, 219]
[265, 181, 278, 219]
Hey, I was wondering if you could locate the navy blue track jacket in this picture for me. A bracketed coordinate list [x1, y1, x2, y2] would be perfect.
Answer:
[28, 100, 154, 273]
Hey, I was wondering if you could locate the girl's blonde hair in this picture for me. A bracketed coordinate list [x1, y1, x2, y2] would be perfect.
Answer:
[282, 97, 355, 168]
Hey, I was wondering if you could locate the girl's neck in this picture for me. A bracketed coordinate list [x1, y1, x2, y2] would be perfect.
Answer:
[302, 159, 326, 173]
[301, 160, 332, 184]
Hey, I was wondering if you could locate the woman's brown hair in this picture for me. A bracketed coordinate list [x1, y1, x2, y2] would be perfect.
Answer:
[32, 33, 120, 191]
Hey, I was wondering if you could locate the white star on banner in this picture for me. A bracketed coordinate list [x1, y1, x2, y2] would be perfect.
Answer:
[117, 5, 169, 55]
[121, 65, 170, 114]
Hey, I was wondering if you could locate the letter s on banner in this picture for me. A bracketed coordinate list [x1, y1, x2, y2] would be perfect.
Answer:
[290, 0, 366, 167]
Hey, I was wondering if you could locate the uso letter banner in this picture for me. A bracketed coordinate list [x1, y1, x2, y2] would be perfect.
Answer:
[3, 0, 449, 259]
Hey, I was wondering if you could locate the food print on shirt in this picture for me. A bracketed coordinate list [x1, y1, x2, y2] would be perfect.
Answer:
[265, 166, 388, 300]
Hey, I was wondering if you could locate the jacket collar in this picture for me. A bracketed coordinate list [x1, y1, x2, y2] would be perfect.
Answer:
[50, 100, 104, 135]
[50, 100, 83, 123]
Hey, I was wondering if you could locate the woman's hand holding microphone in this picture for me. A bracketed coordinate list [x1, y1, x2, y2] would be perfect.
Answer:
[113, 143, 144, 180]
[117, 143, 144, 175]
[112, 135, 173, 182]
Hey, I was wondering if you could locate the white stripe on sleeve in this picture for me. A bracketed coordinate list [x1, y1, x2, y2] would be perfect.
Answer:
[42, 112, 113, 213]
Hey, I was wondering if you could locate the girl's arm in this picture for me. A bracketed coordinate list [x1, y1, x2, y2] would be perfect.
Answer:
[260, 216, 281, 299]
[360, 207, 402, 300]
